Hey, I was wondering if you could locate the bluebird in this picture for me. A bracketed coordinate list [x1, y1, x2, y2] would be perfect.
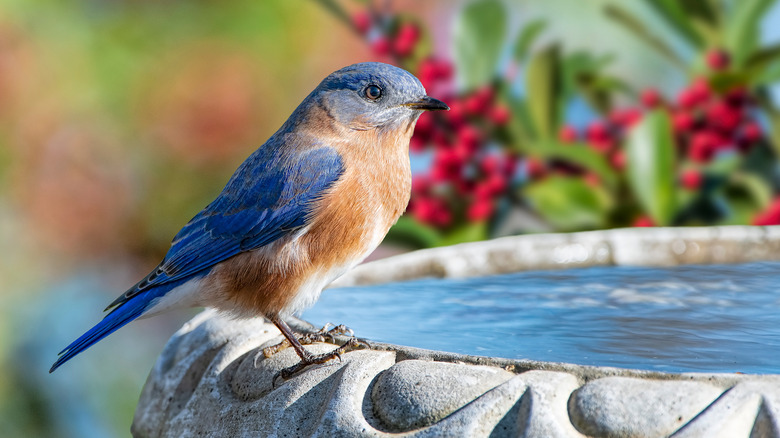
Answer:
[50, 62, 448, 375]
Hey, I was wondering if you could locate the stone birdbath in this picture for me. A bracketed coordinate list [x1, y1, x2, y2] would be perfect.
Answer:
[132, 226, 780, 437]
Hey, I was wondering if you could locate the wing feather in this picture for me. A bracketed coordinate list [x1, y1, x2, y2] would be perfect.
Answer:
[106, 142, 344, 311]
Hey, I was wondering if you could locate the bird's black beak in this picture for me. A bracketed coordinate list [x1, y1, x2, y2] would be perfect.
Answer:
[404, 96, 449, 111]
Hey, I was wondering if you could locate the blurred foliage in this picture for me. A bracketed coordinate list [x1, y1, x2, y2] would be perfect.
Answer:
[320, 0, 780, 247]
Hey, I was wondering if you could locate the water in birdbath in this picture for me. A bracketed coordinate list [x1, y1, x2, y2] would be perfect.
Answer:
[302, 261, 780, 374]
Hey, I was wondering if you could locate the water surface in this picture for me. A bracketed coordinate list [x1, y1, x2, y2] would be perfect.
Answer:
[303, 262, 780, 374]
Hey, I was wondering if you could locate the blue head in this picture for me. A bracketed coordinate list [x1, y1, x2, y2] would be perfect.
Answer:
[307, 62, 448, 130]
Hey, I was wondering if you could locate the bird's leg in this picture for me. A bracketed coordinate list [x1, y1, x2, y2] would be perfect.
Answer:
[265, 317, 367, 379]
[261, 322, 356, 358]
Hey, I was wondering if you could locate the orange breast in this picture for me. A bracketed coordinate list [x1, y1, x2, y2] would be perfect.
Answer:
[303, 127, 412, 275]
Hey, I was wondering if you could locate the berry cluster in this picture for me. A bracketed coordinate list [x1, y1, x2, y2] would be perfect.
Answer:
[408, 83, 517, 225]
[349, 5, 777, 231]
[353, 10, 421, 58]
[536, 50, 766, 226]
[554, 81, 762, 178]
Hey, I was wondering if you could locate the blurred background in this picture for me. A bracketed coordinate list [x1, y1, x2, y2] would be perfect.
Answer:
[2, 0, 780, 435]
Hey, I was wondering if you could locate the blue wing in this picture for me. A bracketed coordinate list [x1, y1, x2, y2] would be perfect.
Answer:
[50, 142, 344, 372]
[162, 144, 344, 280]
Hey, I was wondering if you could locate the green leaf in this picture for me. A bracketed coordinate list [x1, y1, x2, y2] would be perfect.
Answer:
[513, 19, 547, 62]
[524, 176, 613, 231]
[505, 97, 535, 149]
[725, 0, 775, 67]
[755, 60, 780, 86]
[755, 90, 780, 156]
[729, 172, 773, 210]
[679, 0, 719, 27]
[718, 173, 773, 225]
[745, 43, 780, 81]
[385, 216, 442, 249]
[708, 71, 749, 93]
[525, 44, 563, 141]
[638, 0, 705, 48]
[453, 0, 507, 91]
[604, 4, 688, 70]
[560, 52, 632, 114]
[625, 110, 677, 225]
[719, 195, 758, 225]
[534, 142, 619, 189]
[439, 222, 489, 246]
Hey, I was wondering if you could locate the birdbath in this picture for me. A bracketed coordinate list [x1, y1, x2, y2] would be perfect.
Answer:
[132, 225, 780, 437]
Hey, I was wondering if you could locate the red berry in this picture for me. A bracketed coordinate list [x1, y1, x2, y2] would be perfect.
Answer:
[610, 150, 626, 170]
[677, 79, 711, 109]
[752, 198, 780, 226]
[474, 86, 494, 106]
[474, 181, 493, 198]
[706, 49, 730, 71]
[415, 112, 434, 136]
[432, 149, 462, 181]
[742, 121, 762, 143]
[641, 88, 662, 108]
[486, 173, 507, 194]
[352, 10, 372, 34]
[690, 78, 712, 102]
[613, 108, 642, 127]
[676, 89, 698, 109]
[680, 170, 702, 190]
[410, 197, 435, 224]
[489, 104, 511, 125]
[526, 157, 546, 179]
[370, 36, 391, 55]
[465, 87, 493, 115]
[725, 87, 748, 108]
[586, 121, 609, 142]
[457, 125, 481, 147]
[431, 130, 449, 150]
[418, 59, 439, 89]
[453, 139, 477, 160]
[558, 125, 578, 143]
[435, 60, 453, 80]
[706, 101, 742, 133]
[446, 100, 467, 126]
[397, 22, 419, 41]
[480, 155, 499, 174]
[689, 131, 717, 163]
[467, 199, 494, 222]
[411, 175, 432, 193]
[672, 112, 695, 134]
[633, 215, 655, 227]
[503, 156, 518, 175]
[434, 206, 453, 227]
[409, 135, 426, 152]
[393, 23, 420, 57]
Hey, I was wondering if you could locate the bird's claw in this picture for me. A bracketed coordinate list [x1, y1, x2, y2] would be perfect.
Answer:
[274, 337, 367, 381]
[262, 323, 355, 359]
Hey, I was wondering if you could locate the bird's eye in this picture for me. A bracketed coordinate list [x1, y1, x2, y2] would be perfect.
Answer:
[364, 85, 382, 101]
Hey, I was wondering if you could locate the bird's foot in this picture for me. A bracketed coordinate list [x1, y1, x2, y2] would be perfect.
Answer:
[261, 323, 356, 358]
[278, 337, 369, 380]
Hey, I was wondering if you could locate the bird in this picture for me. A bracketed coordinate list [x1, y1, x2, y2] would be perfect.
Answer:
[50, 62, 448, 375]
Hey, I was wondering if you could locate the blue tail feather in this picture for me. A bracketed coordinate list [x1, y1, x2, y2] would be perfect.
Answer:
[50, 283, 177, 373]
